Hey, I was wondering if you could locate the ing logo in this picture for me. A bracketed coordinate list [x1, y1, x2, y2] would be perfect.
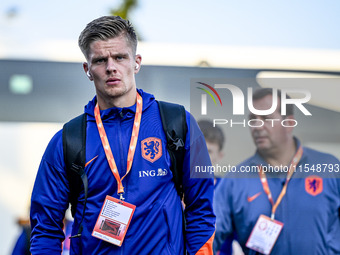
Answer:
[196, 82, 222, 115]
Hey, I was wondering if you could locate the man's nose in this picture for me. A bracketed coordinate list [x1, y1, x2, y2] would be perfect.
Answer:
[106, 58, 117, 73]
[249, 116, 265, 131]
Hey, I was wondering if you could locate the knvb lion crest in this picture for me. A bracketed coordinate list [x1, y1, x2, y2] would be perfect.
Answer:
[305, 175, 323, 196]
[142, 137, 162, 163]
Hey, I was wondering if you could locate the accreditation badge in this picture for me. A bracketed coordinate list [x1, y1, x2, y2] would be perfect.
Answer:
[246, 215, 283, 255]
[92, 195, 135, 246]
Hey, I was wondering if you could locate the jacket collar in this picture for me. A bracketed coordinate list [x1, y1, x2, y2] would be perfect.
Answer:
[250, 137, 303, 166]
[84, 89, 155, 121]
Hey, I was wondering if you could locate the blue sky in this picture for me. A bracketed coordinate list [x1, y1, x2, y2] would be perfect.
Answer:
[1, 0, 340, 59]
[134, 0, 340, 50]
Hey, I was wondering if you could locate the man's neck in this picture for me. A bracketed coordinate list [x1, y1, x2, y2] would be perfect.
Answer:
[98, 90, 137, 110]
[261, 138, 297, 167]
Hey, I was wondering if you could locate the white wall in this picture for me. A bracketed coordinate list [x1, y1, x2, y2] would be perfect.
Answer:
[0, 122, 62, 254]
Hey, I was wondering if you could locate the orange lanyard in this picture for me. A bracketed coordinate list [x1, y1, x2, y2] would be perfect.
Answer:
[258, 146, 303, 220]
[94, 93, 143, 200]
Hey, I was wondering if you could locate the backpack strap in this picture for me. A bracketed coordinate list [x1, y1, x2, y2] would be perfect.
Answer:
[157, 101, 187, 199]
[23, 225, 31, 255]
[62, 113, 88, 238]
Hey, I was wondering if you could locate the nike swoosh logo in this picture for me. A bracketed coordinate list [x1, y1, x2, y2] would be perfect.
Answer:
[85, 155, 98, 167]
[247, 192, 262, 202]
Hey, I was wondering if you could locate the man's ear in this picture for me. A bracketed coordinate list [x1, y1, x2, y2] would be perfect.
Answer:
[217, 150, 224, 163]
[134, 54, 142, 74]
[83, 62, 93, 81]
[284, 115, 296, 133]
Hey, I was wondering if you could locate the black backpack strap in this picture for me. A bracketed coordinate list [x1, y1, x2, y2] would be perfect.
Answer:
[23, 225, 31, 255]
[62, 113, 88, 238]
[157, 101, 187, 200]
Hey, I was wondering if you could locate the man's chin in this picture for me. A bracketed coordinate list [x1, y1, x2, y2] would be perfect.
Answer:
[255, 142, 270, 152]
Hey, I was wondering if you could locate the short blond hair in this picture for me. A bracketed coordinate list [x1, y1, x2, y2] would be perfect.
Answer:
[78, 16, 138, 59]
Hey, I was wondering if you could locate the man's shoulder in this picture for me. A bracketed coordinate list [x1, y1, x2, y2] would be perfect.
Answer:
[46, 129, 63, 151]
[217, 156, 258, 182]
[156, 100, 189, 119]
[156, 100, 184, 107]
[303, 146, 340, 163]
[40, 128, 64, 170]
[237, 155, 258, 166]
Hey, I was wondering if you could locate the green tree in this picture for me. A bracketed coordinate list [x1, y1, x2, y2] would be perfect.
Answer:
[110, 0, 138, 20]
[110, 0, 142, 40]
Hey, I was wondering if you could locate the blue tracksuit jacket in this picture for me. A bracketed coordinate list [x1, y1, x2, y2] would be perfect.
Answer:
[214, 138, 340, 255]
[30, 89, 215, 254]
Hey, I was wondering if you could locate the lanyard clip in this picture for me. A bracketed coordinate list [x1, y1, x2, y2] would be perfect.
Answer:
[119, 193, 125, 201]
[271, 213, 275, 220]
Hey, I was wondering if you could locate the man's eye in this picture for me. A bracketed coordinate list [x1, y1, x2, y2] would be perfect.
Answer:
[95, 59, 105, 63]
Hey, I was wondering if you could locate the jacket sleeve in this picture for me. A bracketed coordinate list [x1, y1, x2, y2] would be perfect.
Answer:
[213, 178, 234, 254]
[30, 130, 70, 254]
[182, 113, 216, 255]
